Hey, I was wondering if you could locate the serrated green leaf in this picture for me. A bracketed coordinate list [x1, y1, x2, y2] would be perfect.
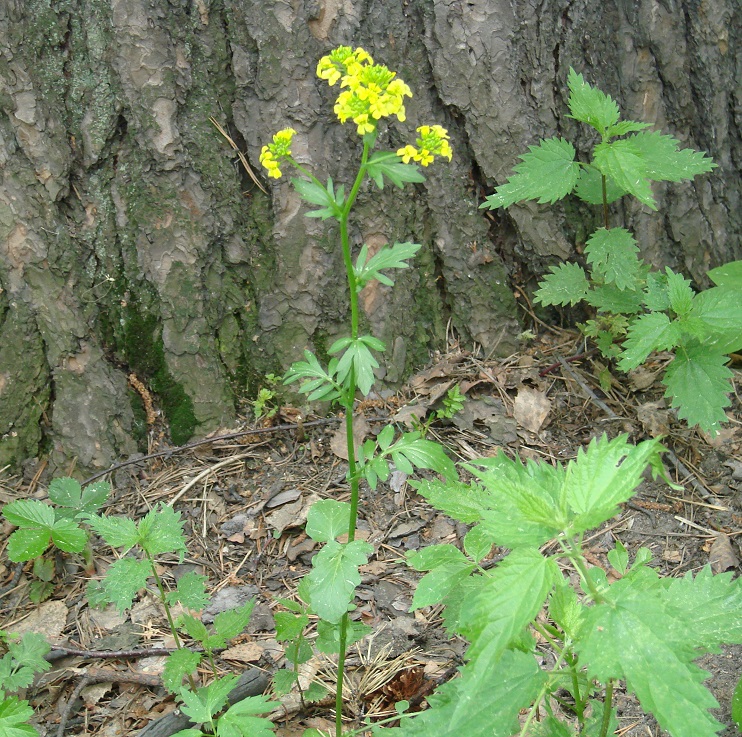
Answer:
[482, 137, 579, 209]
[617, 312, 681, 371]
[384, 646, 545, 737]
[218, 694, 278, 737]
[214, 600, 255, 641]
[0, 696, 37, 737]
[46, 478, 83, 514]
[137, 505, 187, 557]
[306, 539, 373, 624]
[180, 613, 210, 643]
[463, 525, 495, 562]
[315, 618, 372, 654]
[577, 593, 724, 737]
[593, 139, 656, 209]
[643, 271, 671, 312]
[573, 165, 627, 205]
[564, 435, 664, 531]
[167, 571, 210, 611]
[6, 530, 52, 563]
[534, 263, 590, 307]
[283, 639, 312, 664]
[271, 668, 298, 695]
[530, 716, 576, 737]
[415, 478, 490, 524]
[584, 228, 642, 290]
[690, 286, 742, 353]
[162, 649, 202, 693]
[365, 152, 425, 189]
[3, 500, 54, 530]
[305, 500, 351, 543]
[33, 553, 54, 581]
[274, 611, 308, 642]
[102, 557, 152, 612]
[583, 700, 619, 737]
[585, 283, 644, 314]
[170, 730, 202, 737]
[179, 674, 239, 724]
[663, 346, 732, 435]
[302, 682, 327, 703]
[407, 544, 468, 571]
[605, 120, 651, 137]
[548, 582, 585, 639]
[567, 68, 620, 133]
[410, 562, 475, 610]
[6, 633, 50, 678]
[87, 514, 139, 550]
[707, 260, 742, 289]
[384, 432, 456, 480]
[48, 518, 87, 554]
[354, 242, 421, 291]
[457, 548, 558, 659]
[665, 267, 695, 316]
[628, 130, 716, 182]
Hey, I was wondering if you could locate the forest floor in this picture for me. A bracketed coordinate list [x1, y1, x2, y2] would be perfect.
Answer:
[1, 329, 741, 737]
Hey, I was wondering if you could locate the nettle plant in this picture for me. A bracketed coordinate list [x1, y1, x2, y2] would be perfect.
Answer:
[482, 69, 742, 436]
[397, 434, 742, 737]
[259, 46, 455, 736]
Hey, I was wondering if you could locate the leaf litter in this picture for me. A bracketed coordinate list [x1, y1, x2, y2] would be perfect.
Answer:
[0, 330, 740, 737]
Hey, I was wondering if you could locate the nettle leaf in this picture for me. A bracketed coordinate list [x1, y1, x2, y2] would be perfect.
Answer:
[0, 696, 37, 737]
[354, 241, 421, 290]
[573, 165, 627, 205]
[482, 137, 579, 209]
[102, 557, 152, 612]
[214, 600, 256, 641]
[530, 716, 576, 737]
[578, 593, 724, 737]
[663, 346, 732, 435]
[305, 500, 351, 543]
[315, 618, 372, 654]
[162, 648, 202, 693]
[365, 152, 425, 189]
[415, 478, 491, 525]
[564, 434, 664, 532]
[690, 286, 742, 353]
[180, 614, 211, 644]
[218, 694, 278, 737]
[274, 611, 308, 642]
[87, 514, 139, 550]
[386, 432, 456, 480]
[386, 644, 545, 737]
[137, 505, 187, 557]
[333, 337, 381, 396]
[534, 262, 590, 307]
[410, 561, 475, 610]
[593, 139, 656, 210]
[628, 130, 716, 182]
[48, 478, 110, 518]
[707, 259, 742, 289]
[307, 539, 373, 623]
[179, 674, 239, 725]
[584, 228, 642, 290]
[292, 177, 342, 220]
[166, 571, 210, 611]
[463, 524, 495, 562]
[549, 583, 585, 639]
[585, 283, 644, 314]
[643, 270, 671, 312]
[617, 312, 682, 372]
[665, 267, 695, 317]
[605, 120, 651, 137]
[456, 548, 558, 659]
[567, 68, 620, 133]
[284, 350, 341, 403]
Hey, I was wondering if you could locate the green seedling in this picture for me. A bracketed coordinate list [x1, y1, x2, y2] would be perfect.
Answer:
[412, 384, 466, 438]
[252, 374, 282, 421]
[482, 68, 742, 436]
[2, 478, 110, 602]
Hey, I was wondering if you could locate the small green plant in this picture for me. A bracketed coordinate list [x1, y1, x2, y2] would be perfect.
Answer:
[412, 384, 466, 438]
[252, 374, 282, 422]
[385, 433, 742, 737]
[0, 630, 51, 737]
[481, 68, 742, 436]
[2, 478, 110, 602]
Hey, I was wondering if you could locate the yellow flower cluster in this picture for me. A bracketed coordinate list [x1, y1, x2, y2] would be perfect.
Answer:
[316, 46, 412, 135]
[258, 128, 297, 179]
[397, 125, 453, 166]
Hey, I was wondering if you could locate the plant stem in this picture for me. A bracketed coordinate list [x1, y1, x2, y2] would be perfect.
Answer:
[601, 174, 609, 229]
[598, 679, 615, 737]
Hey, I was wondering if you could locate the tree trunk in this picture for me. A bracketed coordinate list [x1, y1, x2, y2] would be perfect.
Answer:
[0, 0, 738, 473]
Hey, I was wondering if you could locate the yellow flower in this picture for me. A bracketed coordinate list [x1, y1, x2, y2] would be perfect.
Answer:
[396, 124, 453, 166]
[258, 128, 297, 179]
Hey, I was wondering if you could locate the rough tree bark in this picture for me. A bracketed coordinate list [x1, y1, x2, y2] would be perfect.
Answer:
[0, 0, 739, 473]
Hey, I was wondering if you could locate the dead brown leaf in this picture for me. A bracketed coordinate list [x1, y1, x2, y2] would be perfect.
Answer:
[708, 533, 739, 573]
[513, 387, 552, 433]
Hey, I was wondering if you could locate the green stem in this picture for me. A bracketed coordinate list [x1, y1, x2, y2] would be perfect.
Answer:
[559, 535, 605, 604]
[598, 680, 615, 737]
[601, 174, 609, 229]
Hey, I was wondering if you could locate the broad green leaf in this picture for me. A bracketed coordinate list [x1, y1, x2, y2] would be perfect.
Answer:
[376, 423, 395, 451]
[463, 525, 495, 562]
[305, 500, 351, 543]
[407, 543, 468, 571]
[87, 514, 139, 550]
[482, 137, 579, 209]
[179, 674, 239, 724]
[690, 286, 742, 353]
[217, 694, 278, 737]
[384, 646, 545, 737]
[214, 600, 256, 641]
[578, 594, 724, 737]
[3, 501, 85, 561]
[385, 432, 456, 480]
[548, 582, 585, 639]
[162, 648, 201, 693]
[628, 130, 716, 182]
[274, 611, 308, 642]
[272, 668, 298, 695]
[583, 700, 619, 737]
[102, 557, 152, 612]
[3, 500, 54, 530]
[283, 639, 312, 664]
[607, 539, 629, 575]
[617, 312, 681, 371]
[0, 696, 37, 737]
[170, 730, 202, 737]
[137, 505, 187, 557]
[534, 263, 590, 307]
[707, 259, 742, 289]
[593, 139, 656, 209]
[6, 633, 50, 675]
[415, 478, 490, 524]
[663, 346, 732, 435]
[456, 548, 558, 659]
[6, 530, 53, 563]
[302, 682, 327, 702]
[48, 478, 110, 518]
[585, 283, 644, 314]
[409, 561, 475, 610]
[48, 518, 87, 554]
[307, 539, 373, 623]
[733, 675, 742, 730]
[354, 241, 421, 290]
[315, 618, 372, 654]
[643, 270, 671, 311]
[365, 152, 425, 189]
[584, 228, 642, 290]
[167, 571, 210, 611]
[564, 435, 664, 531]
[567, 68, 620, 133]
[573, 165, 627, 204]
[665, 267, 695, 317]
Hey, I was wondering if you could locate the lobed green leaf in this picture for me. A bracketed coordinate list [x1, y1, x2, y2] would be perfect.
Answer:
[0, 696, 37, 737]
[167, 571, 210, 611]
[305, 499, 351, 543]
[214, 600, 256, 641]
[354, 241, 421, 291]
[137, 505, 187, 558]
[178, 674, 239, 725]
[162, 649, 202, 693]
[534, 263, 590, 307]
[365, 152, 425, 189]
[101, 557, 152, 612]
[217, 694, 278, 737]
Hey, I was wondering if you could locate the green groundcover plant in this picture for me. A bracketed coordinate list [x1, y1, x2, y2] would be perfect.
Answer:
[481, 69, 742, 436]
